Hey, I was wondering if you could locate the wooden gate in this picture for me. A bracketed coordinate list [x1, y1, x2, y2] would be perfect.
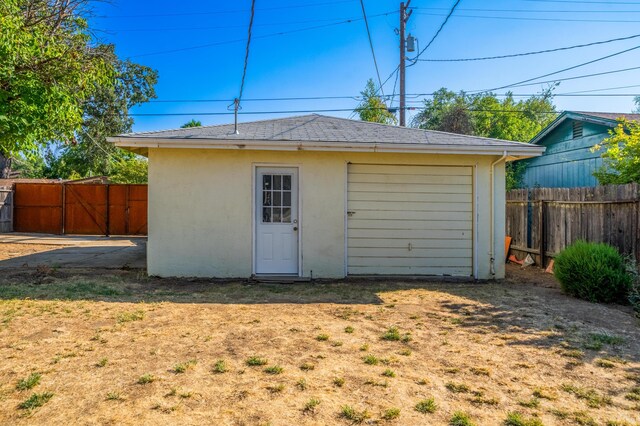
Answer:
[13, 183, 147, 235]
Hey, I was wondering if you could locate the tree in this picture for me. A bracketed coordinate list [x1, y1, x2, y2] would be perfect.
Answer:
[411, 87, 557, 189]
[42, 45, 157, 182]
[354, 79, 397, 125]
[181, 119, 202, 128]
[593, 119, 640, 185]
[634, 96, 640, 113]
[0, 0, 114, 177]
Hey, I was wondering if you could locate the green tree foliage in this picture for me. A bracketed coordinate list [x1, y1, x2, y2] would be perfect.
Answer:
[355, 79, 397, 125]
[411, 88, 557, 189]
[0, 0, 114, 177]
[181, 119, 202, 128]
[593, 119, 640, 185]
[634, 96, 639, 113]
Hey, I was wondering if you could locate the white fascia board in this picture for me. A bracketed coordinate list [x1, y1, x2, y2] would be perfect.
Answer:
[108, 137, 545, 158]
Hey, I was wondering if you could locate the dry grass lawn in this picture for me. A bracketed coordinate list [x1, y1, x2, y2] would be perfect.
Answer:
[0, 264, 639, 425]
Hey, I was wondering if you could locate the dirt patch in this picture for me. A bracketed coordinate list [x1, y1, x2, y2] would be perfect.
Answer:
[0, 244, 67, 262]
[0, 265, 638, 425]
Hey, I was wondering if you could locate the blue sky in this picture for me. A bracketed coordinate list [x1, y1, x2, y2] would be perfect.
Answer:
[90, 0, 640, 132]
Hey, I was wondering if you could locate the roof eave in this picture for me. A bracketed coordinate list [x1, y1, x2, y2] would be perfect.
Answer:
[529, 111, 619, 145]
[108, 137, 544, 159]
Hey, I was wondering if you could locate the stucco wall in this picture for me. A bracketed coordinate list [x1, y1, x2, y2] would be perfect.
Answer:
[147, 148, 506, 280]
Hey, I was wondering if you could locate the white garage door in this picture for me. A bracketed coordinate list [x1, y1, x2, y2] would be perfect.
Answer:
[347, 164, 473, 276]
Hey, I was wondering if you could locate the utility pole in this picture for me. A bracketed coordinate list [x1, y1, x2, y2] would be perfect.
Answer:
[399, 0, 412, 127]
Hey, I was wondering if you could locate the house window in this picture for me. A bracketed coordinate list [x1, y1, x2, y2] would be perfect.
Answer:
[262, 174, 292, 223]
[572, 121, 583, 139]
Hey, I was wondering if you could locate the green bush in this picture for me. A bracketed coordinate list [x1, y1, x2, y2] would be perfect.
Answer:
[554, 241, 632, 303]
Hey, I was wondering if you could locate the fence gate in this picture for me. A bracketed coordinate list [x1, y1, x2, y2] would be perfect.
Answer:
[13, 183, 147, 236]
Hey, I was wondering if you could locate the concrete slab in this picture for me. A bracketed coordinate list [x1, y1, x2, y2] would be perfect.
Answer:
[0, 233, 146, 269]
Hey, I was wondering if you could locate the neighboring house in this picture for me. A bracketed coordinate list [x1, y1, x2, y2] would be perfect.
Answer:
[520, 111, 640, 188]
[109, 114, 542, 280]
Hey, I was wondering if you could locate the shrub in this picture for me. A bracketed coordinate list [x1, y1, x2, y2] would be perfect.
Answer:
[554, 241, 632, 303]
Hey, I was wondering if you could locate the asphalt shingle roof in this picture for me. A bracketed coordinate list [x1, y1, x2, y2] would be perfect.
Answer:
[119, 114, 534, 148]
[573, 111, 640, 122]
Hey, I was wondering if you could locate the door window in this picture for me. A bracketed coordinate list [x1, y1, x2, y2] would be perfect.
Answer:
[262, 174, 292, 223]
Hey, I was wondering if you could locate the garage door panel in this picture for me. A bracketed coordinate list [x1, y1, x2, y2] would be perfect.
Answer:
[348, 266, 473, 276]
[348, 238, 473, 249]
[350, 210, 472, 221]
[348, 164, 472, 176]
[349, 219, 471, 231]
[349, 229, 471, 240]
[349, 182, 471, 194]
[348, 173, 471, 185]
[347, 164, 473, 277]
[349, 200, 472, 212]
[349, 256, 472, 267]
[349, 247, 471, 258]
[348, 191, 471, 203]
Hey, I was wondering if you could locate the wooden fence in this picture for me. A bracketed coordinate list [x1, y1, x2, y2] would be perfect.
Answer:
[0, 187, 12, 233]
[13, 183, 147, 236]
[506, 183, 640, 268]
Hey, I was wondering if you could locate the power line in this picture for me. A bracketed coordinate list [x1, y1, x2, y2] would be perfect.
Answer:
[561, 84, 640, 94]
[413, 11, 640, 23]
[413, 6, 640, 13]
[519, 0, 640, 5]
[129, 11, 396, 58]
[474, 65, 640, 91]
[418, 33, 640, 62]
[408, 0, 461, 63]
[479, 44, 640, 92]
[126, 107, 560, 117]
[359, 0, 384, 97]
[97, 0, 357, 19]
[238, 0, 256, 103]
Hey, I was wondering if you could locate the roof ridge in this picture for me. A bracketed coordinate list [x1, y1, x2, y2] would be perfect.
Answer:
[123, 114, 319, 136]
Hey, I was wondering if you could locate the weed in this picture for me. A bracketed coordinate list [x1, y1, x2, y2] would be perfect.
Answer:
[573, 411, 597, 426]
[18, 392, 54, 410]
[340, 405, 371, 423]
[296, 378, 307, 390]
[398, 348, 412, 356]
[264, 365, 283, 375]
[300, 362, 315, 371]
[359, 343, 369, 352]
[116, 310, 144, 323]
[16, 373, 41, 391]
[381, 326, 411, 342]
[446, 382, 471, 393]
[332, 341, 344, 347]
[606, 421, 633, 426]
[583, 333, 625, 350]
[504, 412, 544, 426]
[470, 367, 490, 376]
[316, 334, 329, 341]
[415, 398, 437, 414]
[595, 359, 616, 369]
[561, 383, 612, 408]
[362, 354, 379, 365]
[173, 359, 197, 373]
[96, 358, 108, 367]
[246, 356, 268, 366]
[303, 398, 320, 414]
[470, 394, 499, 406]
[416, 378, 429, 385]
[382, 407, 400, 420]
[364, 378, 388, 387]
[344, 326, 354, 334]
[382, 369, 395, 378]
[213, 360, 227, 374]
[518, 398, 540, 408]
[137, 374, 156, 384]
[106, 391, 123, 401]
[532, 387, 556, 400]
[450, 411, 476, 426]
[626, 386, 640, 401]
[333, 377, 345, 387]
[266, 383, 285, 393]
[561, 349, 584, 359]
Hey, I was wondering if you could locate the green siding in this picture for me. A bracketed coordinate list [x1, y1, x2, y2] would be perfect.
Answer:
[521, 119, 609, 188]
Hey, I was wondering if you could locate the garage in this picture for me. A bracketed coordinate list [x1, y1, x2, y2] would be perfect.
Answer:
[347, 163, 474, 276]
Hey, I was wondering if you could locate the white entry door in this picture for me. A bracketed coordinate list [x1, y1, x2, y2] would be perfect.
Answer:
[255, 167, 299, 275]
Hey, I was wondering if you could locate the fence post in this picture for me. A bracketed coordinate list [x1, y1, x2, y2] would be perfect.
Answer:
[61, 184, 66, 235]
[539, 200, 546, 269]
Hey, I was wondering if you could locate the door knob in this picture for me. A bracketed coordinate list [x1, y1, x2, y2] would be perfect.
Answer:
[293, 226, 298, 231]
